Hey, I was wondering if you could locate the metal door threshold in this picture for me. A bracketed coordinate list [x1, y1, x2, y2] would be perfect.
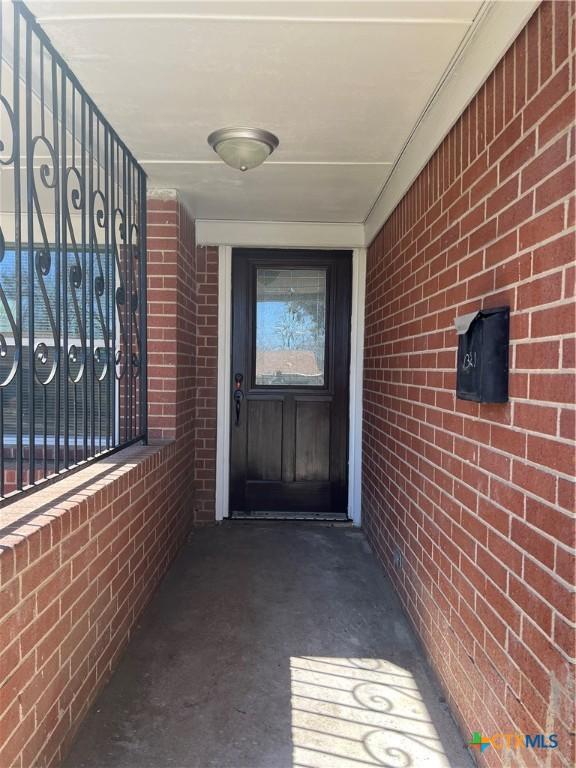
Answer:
[229, 511, 350, 522]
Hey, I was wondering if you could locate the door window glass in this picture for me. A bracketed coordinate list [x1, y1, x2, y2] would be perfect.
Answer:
[255, 269, 327, 386]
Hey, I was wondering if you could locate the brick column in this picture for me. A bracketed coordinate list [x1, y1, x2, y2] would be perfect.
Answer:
[146, 193, 218, 523]
[147, 193, 182, 441]
[192, 245, 218, 523]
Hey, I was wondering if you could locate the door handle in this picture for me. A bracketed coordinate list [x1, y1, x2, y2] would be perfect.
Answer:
[233, 373, 244, 426]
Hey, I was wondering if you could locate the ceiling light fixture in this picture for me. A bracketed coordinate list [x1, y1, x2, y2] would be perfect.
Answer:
[207, 127, 279, 172]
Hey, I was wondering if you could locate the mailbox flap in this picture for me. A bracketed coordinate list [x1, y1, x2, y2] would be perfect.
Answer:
[454, 311, 480, 335]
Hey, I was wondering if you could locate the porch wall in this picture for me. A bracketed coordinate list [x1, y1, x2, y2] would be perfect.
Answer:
[0, 443, 190, 768]
[147, 196, 219, 523]
[0, 197, 217, 767]
[362, 3, 575, 766]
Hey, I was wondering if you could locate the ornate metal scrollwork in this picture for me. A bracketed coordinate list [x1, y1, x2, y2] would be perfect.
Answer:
[91, 189, 111, 383]
[0, 228, 20, 389]
[0, 1, 147, 503]
[0, 75, 19, 394]
[0, 94, 15, 166]
[129, 221, 141, 376]
[113, 207, 129, 382]
[65, 165, 87, 385]
[30, 136, 60, 388]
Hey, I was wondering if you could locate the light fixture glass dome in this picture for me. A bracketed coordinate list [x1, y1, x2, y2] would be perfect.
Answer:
[207, 127, 279, 172]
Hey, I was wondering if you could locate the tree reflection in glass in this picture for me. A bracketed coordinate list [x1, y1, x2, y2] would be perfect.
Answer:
[255, 269, 326, 386]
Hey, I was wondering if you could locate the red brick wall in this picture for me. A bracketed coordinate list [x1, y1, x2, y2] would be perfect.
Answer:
[147, 195, 195, 443]
[362, 3, 575, 766]
[0, 193, 217, 767]
[0, 442, 191, 768]
[147, 198, 218, 523]
[193, 246, 219, 523]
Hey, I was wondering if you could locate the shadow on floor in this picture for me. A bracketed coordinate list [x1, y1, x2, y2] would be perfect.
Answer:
[62, 523, 474, 768]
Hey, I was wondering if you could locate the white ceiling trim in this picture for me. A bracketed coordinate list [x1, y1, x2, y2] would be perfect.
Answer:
[143, 160, 393, 166]
[35, 14, 472, 25]
[196, 220, 366, 249]
[363, 0, 541, 244]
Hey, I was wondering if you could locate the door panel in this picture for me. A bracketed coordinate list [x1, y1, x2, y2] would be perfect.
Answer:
[230, 249, 352, 516]
[247, 400, 283, 481]
[295, 401, 330, 482]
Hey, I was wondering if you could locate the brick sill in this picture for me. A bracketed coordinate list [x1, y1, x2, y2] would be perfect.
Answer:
[0, 440, 175, 564]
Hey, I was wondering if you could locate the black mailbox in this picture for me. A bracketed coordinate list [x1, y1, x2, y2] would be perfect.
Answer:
[455, 306, 509, 403]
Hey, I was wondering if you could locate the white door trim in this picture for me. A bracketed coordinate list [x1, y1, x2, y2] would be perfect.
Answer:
[197, 220, 366, 249]
[215, 245, 232, 523]
[214, 245, 366, 525]
[348, 248, 366, 526]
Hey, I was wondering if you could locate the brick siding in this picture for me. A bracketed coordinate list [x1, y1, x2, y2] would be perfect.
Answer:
[0, 443, 191, 768]
[147, 198, 218, 523]
[362, 3, 575, 766]
[0, 194, 217, 766]
[193, 245, 219, 523]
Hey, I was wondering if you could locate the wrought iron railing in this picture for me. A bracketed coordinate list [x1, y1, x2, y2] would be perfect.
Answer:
[0, 1, 147, 504]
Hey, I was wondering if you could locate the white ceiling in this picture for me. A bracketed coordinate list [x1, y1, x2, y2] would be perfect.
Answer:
[23, 0, 536, 236]
[24, 0, 485, 224]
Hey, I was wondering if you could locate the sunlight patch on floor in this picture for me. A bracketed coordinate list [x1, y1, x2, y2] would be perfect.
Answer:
[290, 657, 452, 768]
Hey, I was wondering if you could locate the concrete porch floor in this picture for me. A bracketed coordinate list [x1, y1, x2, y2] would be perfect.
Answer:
[62, 523, 474, 768]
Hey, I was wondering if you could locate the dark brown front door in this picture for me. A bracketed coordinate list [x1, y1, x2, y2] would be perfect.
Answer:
[230, 249, 352, 517]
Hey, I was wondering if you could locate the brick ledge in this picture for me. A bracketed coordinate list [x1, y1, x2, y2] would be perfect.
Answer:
[0, 441, 175, 552]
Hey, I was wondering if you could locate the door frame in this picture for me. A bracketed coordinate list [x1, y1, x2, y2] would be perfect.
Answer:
[215, 245, 366, 525]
